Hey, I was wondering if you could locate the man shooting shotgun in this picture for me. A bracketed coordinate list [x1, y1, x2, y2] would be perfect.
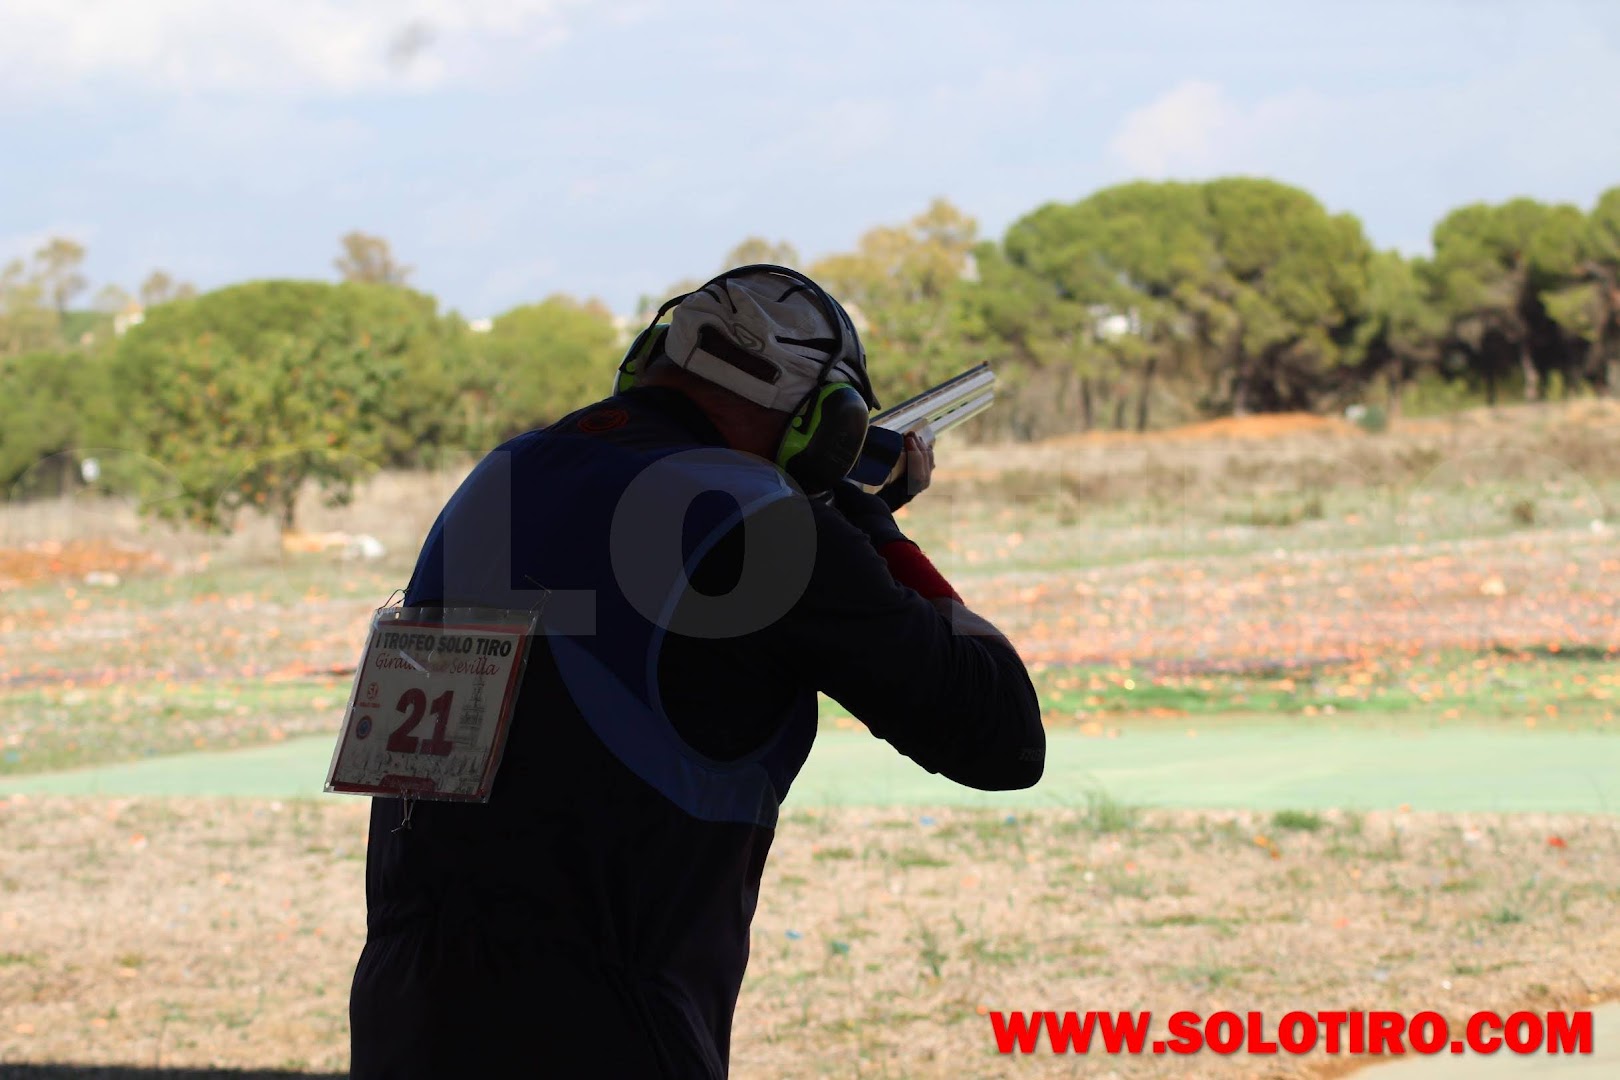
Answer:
[347, 265, 1044, 1078]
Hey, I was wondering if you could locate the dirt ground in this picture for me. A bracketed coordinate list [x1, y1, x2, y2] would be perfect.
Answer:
[2, 399, 1617, 1077]
[0, 797, 1615, 1079]
[0, 542, 169, 592]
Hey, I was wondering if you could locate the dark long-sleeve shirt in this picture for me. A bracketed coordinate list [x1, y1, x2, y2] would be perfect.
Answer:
[350, 384, 1043, 1079]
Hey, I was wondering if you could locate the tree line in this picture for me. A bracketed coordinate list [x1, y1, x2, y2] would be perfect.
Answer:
[2, 181, 1618, 530]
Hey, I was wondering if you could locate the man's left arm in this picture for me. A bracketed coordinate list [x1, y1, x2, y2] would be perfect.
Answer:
[758, 497, 1046, 791]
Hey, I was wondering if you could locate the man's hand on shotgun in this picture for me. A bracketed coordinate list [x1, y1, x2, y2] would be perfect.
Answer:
[879, 431, 935, 511]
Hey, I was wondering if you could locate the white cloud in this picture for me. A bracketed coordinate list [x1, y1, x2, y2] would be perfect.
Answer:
[1106, 80, 1318, 178]
[1104, 47, 1620, 253]
[0, 0, 595, 98]
[1106, 80, 1225, 176]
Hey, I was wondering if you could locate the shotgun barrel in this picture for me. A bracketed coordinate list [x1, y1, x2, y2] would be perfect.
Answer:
[847, 363, 997, 491]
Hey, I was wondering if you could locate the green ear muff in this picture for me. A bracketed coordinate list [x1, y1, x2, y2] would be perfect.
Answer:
[777, 383, 870, 494]
[614, 324, 669, 396]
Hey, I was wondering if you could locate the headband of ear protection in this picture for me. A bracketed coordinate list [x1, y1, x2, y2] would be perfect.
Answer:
[613, 320, 668, 397]
[612, 265, 878, 494]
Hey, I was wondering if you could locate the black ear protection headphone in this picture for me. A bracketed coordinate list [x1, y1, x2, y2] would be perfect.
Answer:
[612, 264, 879, 494]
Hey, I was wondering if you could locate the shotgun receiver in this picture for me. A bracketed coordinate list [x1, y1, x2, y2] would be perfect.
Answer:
[846, 363, 997, 491]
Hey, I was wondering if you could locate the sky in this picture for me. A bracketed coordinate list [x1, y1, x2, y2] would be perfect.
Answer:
[3, 0, 1620, 319]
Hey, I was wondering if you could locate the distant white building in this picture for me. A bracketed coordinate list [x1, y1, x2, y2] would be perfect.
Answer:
[611, 313, 636, 348]
[468, 317, 493, 334]
[113, 304, 145, 336]
[1089, 304, 1141, 342]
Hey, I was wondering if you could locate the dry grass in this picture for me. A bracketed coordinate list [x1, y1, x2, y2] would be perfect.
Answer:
[938, 398, 1620, 513]
[4, 400, 1615, 572]
[0, 797, 362, 1075]
[0, 465, 471, 571]
[1, 797, 1616, 1078]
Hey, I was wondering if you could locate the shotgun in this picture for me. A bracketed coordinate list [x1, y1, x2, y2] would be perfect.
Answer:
[847, 363, 997, 492]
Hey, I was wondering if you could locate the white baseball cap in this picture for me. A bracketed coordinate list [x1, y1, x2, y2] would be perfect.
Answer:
[662, 266, 879, 412]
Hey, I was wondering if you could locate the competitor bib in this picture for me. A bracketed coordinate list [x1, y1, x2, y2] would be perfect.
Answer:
[325, 606, 540, 803]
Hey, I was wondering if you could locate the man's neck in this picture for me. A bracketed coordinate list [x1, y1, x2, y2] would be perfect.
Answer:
[638, 368, 788, 460]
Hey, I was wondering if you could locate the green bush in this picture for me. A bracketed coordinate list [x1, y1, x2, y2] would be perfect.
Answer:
[0, 350, 101, 497]
[102, 281, 415, 530]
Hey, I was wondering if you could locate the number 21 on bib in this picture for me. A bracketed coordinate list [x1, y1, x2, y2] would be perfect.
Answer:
[325, 606, 539, 802]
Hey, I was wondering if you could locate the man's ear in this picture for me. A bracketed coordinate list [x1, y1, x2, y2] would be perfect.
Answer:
[638, 352, 678, 383]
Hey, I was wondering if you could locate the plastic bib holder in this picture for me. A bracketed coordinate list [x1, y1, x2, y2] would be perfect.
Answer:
[325, 606, 541, 803]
